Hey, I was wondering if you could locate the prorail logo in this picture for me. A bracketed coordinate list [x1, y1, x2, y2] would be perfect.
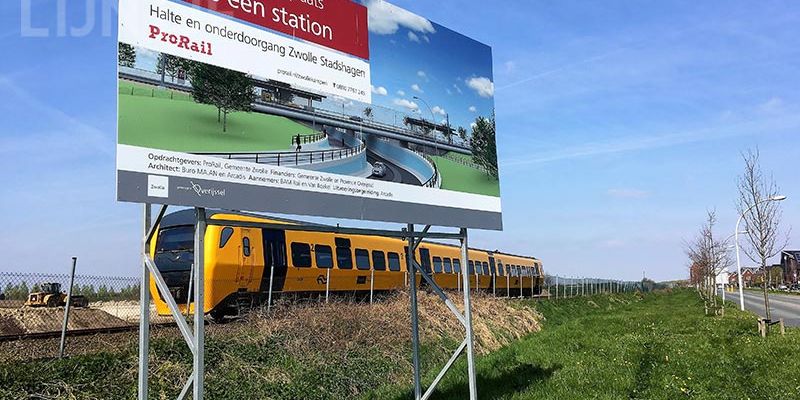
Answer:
[178, 181, 227, 197]
[149, 24, 213, 56]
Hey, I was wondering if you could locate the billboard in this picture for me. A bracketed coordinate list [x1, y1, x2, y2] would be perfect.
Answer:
[117, 0, 502, 230]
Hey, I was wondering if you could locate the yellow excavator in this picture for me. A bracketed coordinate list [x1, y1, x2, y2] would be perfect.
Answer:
[24, 283, 89, 308]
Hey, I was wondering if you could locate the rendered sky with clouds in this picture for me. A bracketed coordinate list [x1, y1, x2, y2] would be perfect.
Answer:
[0, 0, 797, 281]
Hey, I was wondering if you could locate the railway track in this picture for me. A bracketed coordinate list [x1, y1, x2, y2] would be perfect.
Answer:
[0, 322, 174, 342]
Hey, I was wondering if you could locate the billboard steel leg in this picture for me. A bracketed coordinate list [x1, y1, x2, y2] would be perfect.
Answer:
[407, 224, 422, 400]
[138, 204, 151, 400]
[461, 228, 478, 400]
[193, 208, 207, 400]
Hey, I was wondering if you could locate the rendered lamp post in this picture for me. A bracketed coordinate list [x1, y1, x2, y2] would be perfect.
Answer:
[735, 195, 787, 311]
[413, 96, 441, 154]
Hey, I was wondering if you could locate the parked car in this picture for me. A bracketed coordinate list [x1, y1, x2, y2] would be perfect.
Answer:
[778, 284, 788, 291]
[372, 162, 387, 178]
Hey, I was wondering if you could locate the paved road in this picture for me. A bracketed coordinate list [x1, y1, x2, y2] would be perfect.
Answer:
[722, 288, 800, 326]
[366, 151, 421, 185]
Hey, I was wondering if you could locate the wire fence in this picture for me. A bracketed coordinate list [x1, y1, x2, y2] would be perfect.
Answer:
[542, 275, 646, 299]
[0, 272, 173, 340]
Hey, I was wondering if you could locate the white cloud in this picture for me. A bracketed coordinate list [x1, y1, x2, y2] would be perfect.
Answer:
[607, 188, 651, 199]
[393, 98, 419, 111]
[453, 84, 463, 94]
[371, 85, 388, 96]
[432, 106, 446, 116]
[411, 84, 423, 93]
[504, 61, 517, 73]
[363, 0, 436, 35]
[397, 89, 406, 96]
[408, 31, 420, 43]
[466, 77, 495, 98]
[422, 35, 430, 43]
[417, 70, 427, 81]
[468, 106, 477, 113]
[332, 95, 354, 108]
[758, 97, 784, 114]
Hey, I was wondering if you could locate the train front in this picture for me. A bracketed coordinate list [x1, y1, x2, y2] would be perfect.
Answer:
[149, 210, 213, 317]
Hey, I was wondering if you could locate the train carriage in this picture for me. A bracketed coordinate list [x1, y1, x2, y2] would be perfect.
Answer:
[150, 210, 544, 319]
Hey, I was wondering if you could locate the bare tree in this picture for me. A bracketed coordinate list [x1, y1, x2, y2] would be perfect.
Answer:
[686, 211, 733, 311]
[737, 149, 789, 320]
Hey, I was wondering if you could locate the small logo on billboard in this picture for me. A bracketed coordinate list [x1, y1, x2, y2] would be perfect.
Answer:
[177, 181, 226, 198]
[147, 175, 169, 198]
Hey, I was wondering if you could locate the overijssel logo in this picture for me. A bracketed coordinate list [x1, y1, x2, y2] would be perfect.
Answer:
[178, 181, 226, 197]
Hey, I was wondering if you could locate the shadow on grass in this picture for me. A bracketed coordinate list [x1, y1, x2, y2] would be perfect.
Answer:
[393, 362, 561, 400]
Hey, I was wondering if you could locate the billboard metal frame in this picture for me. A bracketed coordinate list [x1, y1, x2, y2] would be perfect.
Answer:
[137, 204, 479, 400]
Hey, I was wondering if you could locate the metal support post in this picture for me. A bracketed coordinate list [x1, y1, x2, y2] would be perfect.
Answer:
[138, 204, 152, 400]
[193, 208, 207, 400]
[59, 256, 78, 358]
[460, 228, 478, 400]
[407, 225, 422, 400]
[267, 262, 275, 312]
[555, 276, 559, 300]
[370, 269, 375, 304]
[325, 268, 331, 303]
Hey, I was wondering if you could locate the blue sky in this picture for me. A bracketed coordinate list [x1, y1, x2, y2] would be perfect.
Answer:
[0, 0, 798, 281]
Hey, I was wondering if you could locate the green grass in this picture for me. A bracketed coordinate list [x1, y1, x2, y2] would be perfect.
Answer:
[118, 81, 314, 153]
[2, 291, 797, 399]
[118, 79, 193, 102]
[376, 290, 800, 400]
[432, 156, 500, 197]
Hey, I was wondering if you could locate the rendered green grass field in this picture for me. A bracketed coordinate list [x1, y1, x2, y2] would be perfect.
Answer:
[432, 155, 500, 197]
[118, 82, 313, 153]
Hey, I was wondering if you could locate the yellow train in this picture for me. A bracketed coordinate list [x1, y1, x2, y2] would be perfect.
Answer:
[150, 210, 544, 320]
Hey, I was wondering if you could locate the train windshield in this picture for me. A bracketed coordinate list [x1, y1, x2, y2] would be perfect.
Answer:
[154, 226, 194, 272]
[157, 226, 195, 252]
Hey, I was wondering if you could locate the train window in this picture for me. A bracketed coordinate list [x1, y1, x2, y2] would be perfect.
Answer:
[356, 249, 371, 270]
[219, 227, 234, 248]
[419, 248, 432, 274]
[432, 257, 443, 274]
[315, 245, 333, 269]
[388, 252, 401, 271]
[483, 262, 489, 276]
[291, 243, 312, 268]
[243, 237, 251, 257]
[372, 251, 386, 271]
[498, 263, 505, 276]
[443, 258, 453, 274]
[156, 226, 194, 252]
[468, 261, 475, 275]
[453, 259, 461, 274]
[336, 247, 353, 270]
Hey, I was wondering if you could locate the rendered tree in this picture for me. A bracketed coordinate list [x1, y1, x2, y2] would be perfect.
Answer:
[363, 107, 374, 121]
[157, 53, 193, 84]
[191, 63, 255, 133]
[118, 43, 136, 68]
[458, 126, 468, 142]
[469, 115, 499, 179]
[737, 149, 789, 321]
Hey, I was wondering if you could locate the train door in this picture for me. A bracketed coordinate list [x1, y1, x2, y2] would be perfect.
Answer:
[238, 228, 255, 287]
[262, 229, 287, 293]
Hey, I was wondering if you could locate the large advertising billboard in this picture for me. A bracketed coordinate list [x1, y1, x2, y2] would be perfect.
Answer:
[117, 0, 502, 230]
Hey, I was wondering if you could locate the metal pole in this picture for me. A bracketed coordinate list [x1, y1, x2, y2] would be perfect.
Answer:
[59, 256, 78, 358]
[370, 269, 375, 304]
[735, 214, 746, 311]
[193, 208, 207, 400]
[325, 268, 331, 303]
[138, 204, 152, 400]
[460, 228, 478, 400]
[555, 276, 559, 300]
[407, 225, 422, 400]
[267, 261, 275, 312]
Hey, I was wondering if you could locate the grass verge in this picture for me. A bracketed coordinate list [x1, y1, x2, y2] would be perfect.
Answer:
[118, 80, 314, 153]
[431, 156, 500, 197]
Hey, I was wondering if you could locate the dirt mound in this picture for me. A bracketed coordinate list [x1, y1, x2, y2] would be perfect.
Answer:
[0, 307, 130, 337]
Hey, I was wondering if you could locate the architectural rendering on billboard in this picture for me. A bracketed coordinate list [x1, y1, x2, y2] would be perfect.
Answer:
[117, 0, 502, 230]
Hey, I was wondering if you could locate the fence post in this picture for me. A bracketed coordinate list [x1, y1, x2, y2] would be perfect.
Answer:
[59, 257, 78, 358]
[370, 269, 375, 305]
[267, 261, 275, 312]
[555, 276, 559, 300]
[325, 268, 331, 303]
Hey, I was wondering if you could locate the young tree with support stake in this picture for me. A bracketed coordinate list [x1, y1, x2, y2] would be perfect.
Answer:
[737, 149, 789, 321]
[685, 211, 732, 312]
[469, 115, 498, 179]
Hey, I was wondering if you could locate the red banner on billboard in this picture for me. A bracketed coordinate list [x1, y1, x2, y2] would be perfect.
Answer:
[179, 0, 369, 60]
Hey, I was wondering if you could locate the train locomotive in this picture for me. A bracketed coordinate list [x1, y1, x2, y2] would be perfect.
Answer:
[150, 210, 544, 320]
